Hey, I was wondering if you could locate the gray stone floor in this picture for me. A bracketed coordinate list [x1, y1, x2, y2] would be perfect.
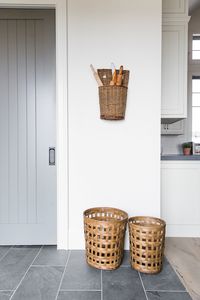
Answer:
[0, 246, 192, 300]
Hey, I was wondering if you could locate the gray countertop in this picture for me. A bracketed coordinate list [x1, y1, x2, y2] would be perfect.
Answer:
[161, 154, 200, 160]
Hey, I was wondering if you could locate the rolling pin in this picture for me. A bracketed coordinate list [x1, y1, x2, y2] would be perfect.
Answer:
[110, 68, 117, 86]
[116, 65, 123, 86]
[90, 64, 103, 87]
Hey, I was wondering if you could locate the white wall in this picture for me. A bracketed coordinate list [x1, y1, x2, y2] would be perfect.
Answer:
[68, 0, 162, 249]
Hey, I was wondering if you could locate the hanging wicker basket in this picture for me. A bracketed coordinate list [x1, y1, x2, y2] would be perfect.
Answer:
[128, 216, 166, 274]
[98, 86, 127, 120]
[84, 207, 128, 270]
[97, 69, 130, 120]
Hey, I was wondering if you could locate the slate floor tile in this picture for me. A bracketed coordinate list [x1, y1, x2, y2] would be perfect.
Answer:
[102, 268, 146, 300]
[0, 247, 41, 290]
[141, 258, 186, 291]
[12, 266, 64, 300]
[147, 291, 192, 300]
[0, 247, 11, 260]
[33, 246, 68, 266]
[0, 291, 13, 300]
[61, 250, 101, 290]
[58, 291, 101, 300]
[12, 246, 41, 248]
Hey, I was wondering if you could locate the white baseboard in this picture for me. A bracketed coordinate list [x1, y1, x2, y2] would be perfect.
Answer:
[166, 224, 200, 237]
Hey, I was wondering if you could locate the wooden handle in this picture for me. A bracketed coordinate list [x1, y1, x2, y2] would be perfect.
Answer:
[110, 69, 117, 86]
[90, 64, 103, 87]
[116, 65, 123, 86]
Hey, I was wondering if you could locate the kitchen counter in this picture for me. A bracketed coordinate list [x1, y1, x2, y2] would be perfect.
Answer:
[161, 154, 200, 160]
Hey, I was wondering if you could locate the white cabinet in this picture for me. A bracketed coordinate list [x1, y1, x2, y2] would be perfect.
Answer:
[161, 161, 200, 237]
[162, 23, 188, 119]
[161, 0, 190, 121]
[161, 120, 184, 135]
[162, 0, 187, 14]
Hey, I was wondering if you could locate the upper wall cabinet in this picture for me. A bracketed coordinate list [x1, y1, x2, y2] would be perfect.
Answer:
[161, 0, 190, 121]
[162, 0, 187, 15]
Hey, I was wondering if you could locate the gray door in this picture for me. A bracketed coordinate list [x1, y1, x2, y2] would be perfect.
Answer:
[0, 9, 56, 244]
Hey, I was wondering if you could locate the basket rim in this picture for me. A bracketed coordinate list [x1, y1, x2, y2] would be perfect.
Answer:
[97, 68, 129, 72]
[128, 216, 166, 227]
[83, 206, 128, 222]
[98, 85, 128, 89]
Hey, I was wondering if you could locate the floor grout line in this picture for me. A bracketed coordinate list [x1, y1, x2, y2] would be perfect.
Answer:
[0, 246, 13, 263]
[146, 290, 188, 293]
[31, 265, 67, 267]
[55, 250, 71, 300]
[138, 271, 149, 300]
[101, 270, 103, 300]
[9, 245, 43, 300]
[59, 289, 102, 292]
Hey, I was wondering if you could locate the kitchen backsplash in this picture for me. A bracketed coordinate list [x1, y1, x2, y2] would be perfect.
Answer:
[161, 135, 188, 155]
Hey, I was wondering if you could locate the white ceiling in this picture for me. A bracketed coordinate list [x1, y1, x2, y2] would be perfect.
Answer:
[189, 0, 200, 14]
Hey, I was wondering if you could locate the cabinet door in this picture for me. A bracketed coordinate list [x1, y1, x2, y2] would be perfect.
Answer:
[162, 0, 186, 14]
[161, 162, 200, 236]
[161, 120, 184, 135]
[162, 25, 187, 118]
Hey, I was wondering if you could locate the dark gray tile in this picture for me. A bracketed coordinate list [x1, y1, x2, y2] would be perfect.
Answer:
[121, 250, 130, 266]
[0, 247, 11, 260]
[141, 258, 186, 292]
[0, 247, 40, 290]
[12, 266, 64, 300]
[147, 291, 192, 300]
[58, 291, 101, 300]
[12, 246, 41, 249]
[61, 250, 101, 290]
[0, 291, 13, 300]
[102, 268, 146, 300]
[33, 246, 68, 266]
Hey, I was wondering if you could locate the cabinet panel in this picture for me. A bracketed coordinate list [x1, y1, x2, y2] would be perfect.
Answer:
[162, 0, 186, 14]
[161, 120, 184, 135]
[162, 25, 187, 118]
[161, 162, 200, 236]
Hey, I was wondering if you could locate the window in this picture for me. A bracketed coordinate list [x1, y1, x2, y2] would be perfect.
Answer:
[192, 76, 200, 142]
[192, 34, 200, 60]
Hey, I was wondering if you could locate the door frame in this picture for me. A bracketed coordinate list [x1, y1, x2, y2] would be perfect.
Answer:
[0, 0, 68, 250]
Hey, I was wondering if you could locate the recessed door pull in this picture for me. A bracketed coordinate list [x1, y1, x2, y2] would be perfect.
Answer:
[49, 147, 55, 165]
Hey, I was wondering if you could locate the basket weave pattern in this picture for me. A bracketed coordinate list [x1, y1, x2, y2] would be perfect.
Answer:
[99, 86, 127, 120]
[129, 216, 166, 274]
[97, 69, 129, 120]
[84, 207, 128, 270]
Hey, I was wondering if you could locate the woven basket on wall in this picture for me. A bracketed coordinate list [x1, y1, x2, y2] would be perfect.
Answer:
[128, 216, 166, 274]
[97, 69, 130, 120]
[84, 207, 128, 270]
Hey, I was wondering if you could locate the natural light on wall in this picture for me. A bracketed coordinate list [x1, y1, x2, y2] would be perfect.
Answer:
[192, 34, 200, 60]
[192, 76, 200, 142]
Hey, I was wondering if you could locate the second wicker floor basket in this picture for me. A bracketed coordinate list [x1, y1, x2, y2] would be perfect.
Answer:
[128, 216, 166, 274]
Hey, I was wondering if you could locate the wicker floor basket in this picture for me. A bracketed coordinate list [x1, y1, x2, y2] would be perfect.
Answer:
[128, 216, 166, 274]
[84, 207, 128, 270]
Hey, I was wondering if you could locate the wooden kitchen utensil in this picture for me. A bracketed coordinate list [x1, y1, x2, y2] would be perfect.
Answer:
[110, 68, 117, 86]
[116, 65, 123, 86]
[90, 64, 103, 87]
